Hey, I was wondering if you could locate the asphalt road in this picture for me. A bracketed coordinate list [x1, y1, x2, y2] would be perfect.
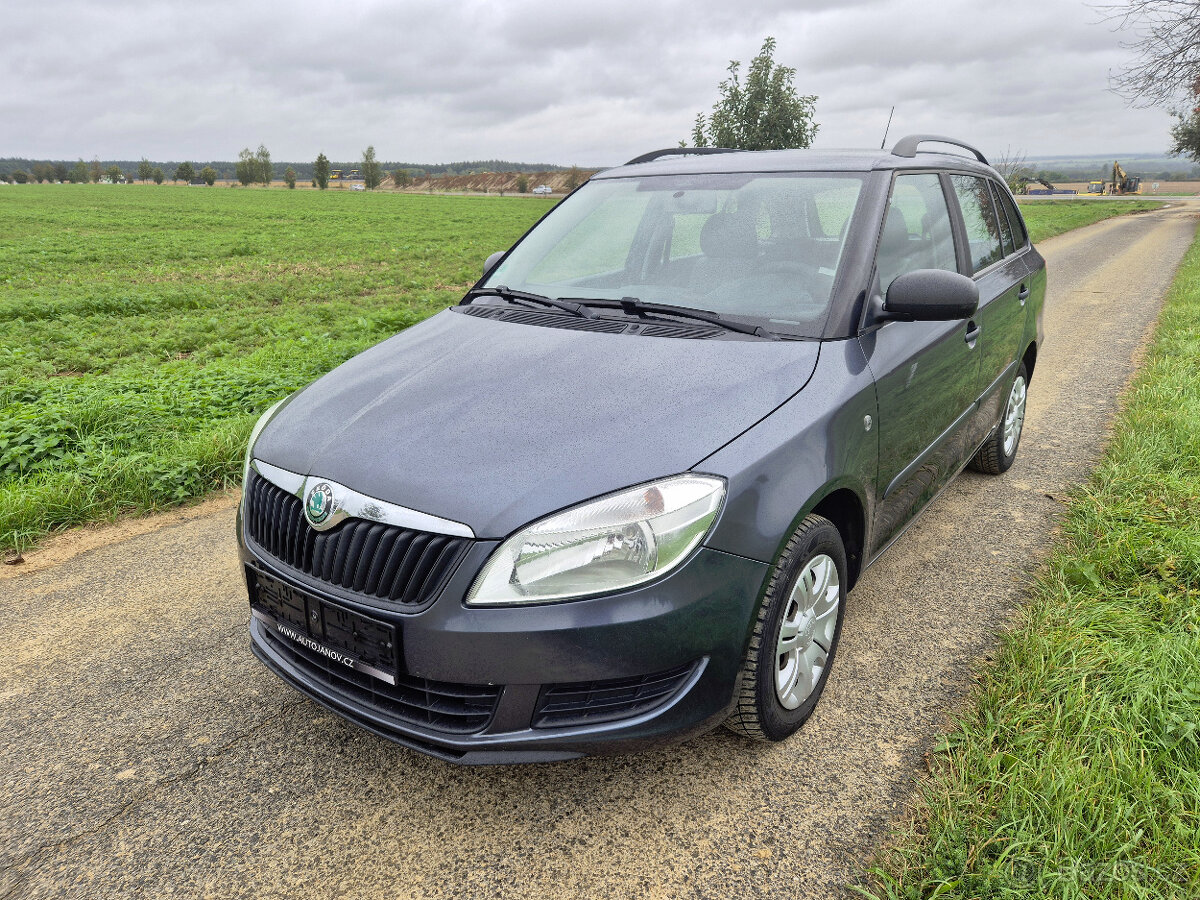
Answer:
[3, 201, 1197, 900]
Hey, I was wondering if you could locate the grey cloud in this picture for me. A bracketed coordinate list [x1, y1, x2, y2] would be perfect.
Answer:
[0, 0, 1173, 164]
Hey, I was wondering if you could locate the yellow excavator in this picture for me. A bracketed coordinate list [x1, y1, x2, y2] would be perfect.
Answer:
[1110, 162, 1141, 195]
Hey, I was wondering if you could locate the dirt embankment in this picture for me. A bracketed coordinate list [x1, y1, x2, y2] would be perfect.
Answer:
[402, 170, 599, 195]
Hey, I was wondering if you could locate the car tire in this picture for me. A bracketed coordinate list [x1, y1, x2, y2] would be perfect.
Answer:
[969, 361, 1029, 475]
[725, 514, 847, 742]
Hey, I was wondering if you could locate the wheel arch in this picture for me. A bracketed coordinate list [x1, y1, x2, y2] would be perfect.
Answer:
[1022, 341, 1037, 382]
[763, 482, 867, 591]
[809, 487, 867, 590]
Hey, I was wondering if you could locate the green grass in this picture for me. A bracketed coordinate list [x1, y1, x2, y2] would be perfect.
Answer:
[858, 235, 1200, 898]
[0, 185, 550, 551]
[1020, 199, 1164, 244]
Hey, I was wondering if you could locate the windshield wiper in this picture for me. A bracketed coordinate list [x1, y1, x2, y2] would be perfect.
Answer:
[567, 296, 778, 340]
[461, 286, 596, 319]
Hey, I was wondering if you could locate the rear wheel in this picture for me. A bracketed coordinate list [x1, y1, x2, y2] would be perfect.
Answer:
[970, 362, 1028, 475]
[725, 514, 847, 742]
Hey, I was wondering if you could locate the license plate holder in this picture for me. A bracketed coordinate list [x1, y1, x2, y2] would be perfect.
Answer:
[248, 567, 399, 686]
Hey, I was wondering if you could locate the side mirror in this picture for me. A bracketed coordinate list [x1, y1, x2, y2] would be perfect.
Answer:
[884, 269, 978, 321]
[483, 251, 505, 278]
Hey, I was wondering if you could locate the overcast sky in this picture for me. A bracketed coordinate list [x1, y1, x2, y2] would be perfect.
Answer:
[1, 0, 1174, 166]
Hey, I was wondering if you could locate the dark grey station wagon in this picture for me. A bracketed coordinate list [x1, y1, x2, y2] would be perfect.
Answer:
[237, 135, 1045, 763]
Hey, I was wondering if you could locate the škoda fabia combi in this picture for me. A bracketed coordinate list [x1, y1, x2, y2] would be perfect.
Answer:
[237, 136, 1045, 763]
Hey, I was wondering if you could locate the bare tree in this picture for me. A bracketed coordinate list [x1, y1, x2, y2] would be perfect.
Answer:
[993, 146, 1032, 193]
[1103, 1, 1200, 105]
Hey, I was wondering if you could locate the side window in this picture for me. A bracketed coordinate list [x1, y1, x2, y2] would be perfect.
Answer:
[876, 173, 958, 292]
[951, 175, 1003, 273]
[996, 187, 1028, 250]
[990, 182, 1016, 257]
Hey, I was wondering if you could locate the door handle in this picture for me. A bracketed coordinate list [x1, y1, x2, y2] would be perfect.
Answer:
[964, 320, 981, 346]
[1018, 283, 1030, 305]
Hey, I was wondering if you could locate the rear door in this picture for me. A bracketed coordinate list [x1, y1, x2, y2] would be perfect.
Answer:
[861, 172, 981, 553]
[948, 175, 1030, 443]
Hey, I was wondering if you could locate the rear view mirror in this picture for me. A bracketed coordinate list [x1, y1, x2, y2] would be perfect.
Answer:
[885, 269, 978, 321]
[483, 251, 505, 277]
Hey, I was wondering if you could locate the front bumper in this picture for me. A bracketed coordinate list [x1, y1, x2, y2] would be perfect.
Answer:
[239, 518, 768, 763]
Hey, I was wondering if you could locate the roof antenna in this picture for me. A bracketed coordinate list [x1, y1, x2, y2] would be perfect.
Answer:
[880, 106, 895, 150]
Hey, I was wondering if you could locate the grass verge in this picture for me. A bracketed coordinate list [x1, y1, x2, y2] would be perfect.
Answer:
[857, 233, 1200, 897]
[1020, 199, 1164, 244]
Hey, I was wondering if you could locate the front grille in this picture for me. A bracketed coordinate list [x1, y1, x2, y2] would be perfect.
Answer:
[244, 472, 470, 609]
[260, 625, 501, 734]
[532, 662, 697, 729]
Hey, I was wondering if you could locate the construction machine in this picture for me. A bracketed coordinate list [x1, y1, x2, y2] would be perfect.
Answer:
[1110, 162, 1141, 195]
[1086, 180, 1106, 195]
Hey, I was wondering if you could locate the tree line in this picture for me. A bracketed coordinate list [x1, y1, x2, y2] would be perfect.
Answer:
[0, 154, 575, 186]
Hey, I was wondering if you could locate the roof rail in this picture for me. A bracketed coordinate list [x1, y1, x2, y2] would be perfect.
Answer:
[624, 147, 740, 166]
[891, 135, 988, 165]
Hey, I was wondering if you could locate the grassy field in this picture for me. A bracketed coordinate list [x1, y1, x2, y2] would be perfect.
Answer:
[0, 185, 1165, 554]
[860, 236, 1200, 898]
[0, 185, 551, 553]
[1020, 199, 1164, 244]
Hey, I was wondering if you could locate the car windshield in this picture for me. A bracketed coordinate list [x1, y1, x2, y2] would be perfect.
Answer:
[481, 172, 865, 337]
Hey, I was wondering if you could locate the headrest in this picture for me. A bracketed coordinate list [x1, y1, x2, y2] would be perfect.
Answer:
[699, 211, 758, 258]
[879, 206, 910, 254]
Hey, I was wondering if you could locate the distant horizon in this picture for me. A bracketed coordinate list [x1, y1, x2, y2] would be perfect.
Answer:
[0, 149, 1189, 172]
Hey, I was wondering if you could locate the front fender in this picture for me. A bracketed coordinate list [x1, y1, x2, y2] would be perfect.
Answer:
[695, 338, 878, 566]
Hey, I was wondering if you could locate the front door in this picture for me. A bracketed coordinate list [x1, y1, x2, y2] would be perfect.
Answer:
[861, 172, 981, 553]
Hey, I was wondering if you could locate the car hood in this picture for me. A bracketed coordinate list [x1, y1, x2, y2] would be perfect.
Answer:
[253, 309, 819, 538]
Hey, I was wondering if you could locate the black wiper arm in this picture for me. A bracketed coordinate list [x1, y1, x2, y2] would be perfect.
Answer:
[567, 296, 778, 339]
[462, 286, 596, 319]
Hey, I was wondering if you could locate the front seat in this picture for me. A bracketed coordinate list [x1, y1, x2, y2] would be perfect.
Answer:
[690, 210, 759, 294]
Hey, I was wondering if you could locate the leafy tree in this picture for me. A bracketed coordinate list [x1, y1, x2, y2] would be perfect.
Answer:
[152, 167, 165, 185]
[1169, 90, 1200, 161]
[255, 144, 272, 186]
[30, 162, 51, 183]
[284, 166, 296, 189]
[391, 168, 411, 188]
[69, 160, 89, 183]
[89, 158, 103, 183]
[515, 174, 529, 193]
[175, 161, 195, 183]
[200, 166, 217, 186]
[52, 162, 68, 182]
[314, 152, 330, 190]
[137, 158, 152, 182]
[11, 170, 28, 184]
[361, 145, 383, 189]
[236, 148, 256, 186]
[105, 165, 123, 183]
[688, 37, 818, 150]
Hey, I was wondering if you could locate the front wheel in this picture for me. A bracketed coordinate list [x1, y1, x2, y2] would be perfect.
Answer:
[970, 362, 1029, 475]
[725, 514, 847, 742]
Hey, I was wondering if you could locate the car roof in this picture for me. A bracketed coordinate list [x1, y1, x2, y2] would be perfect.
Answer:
[593, 147, 998, 180]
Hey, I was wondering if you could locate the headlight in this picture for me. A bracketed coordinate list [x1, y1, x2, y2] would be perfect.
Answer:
[242, 398, 287, 486]
[466, 475, 726, 606]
